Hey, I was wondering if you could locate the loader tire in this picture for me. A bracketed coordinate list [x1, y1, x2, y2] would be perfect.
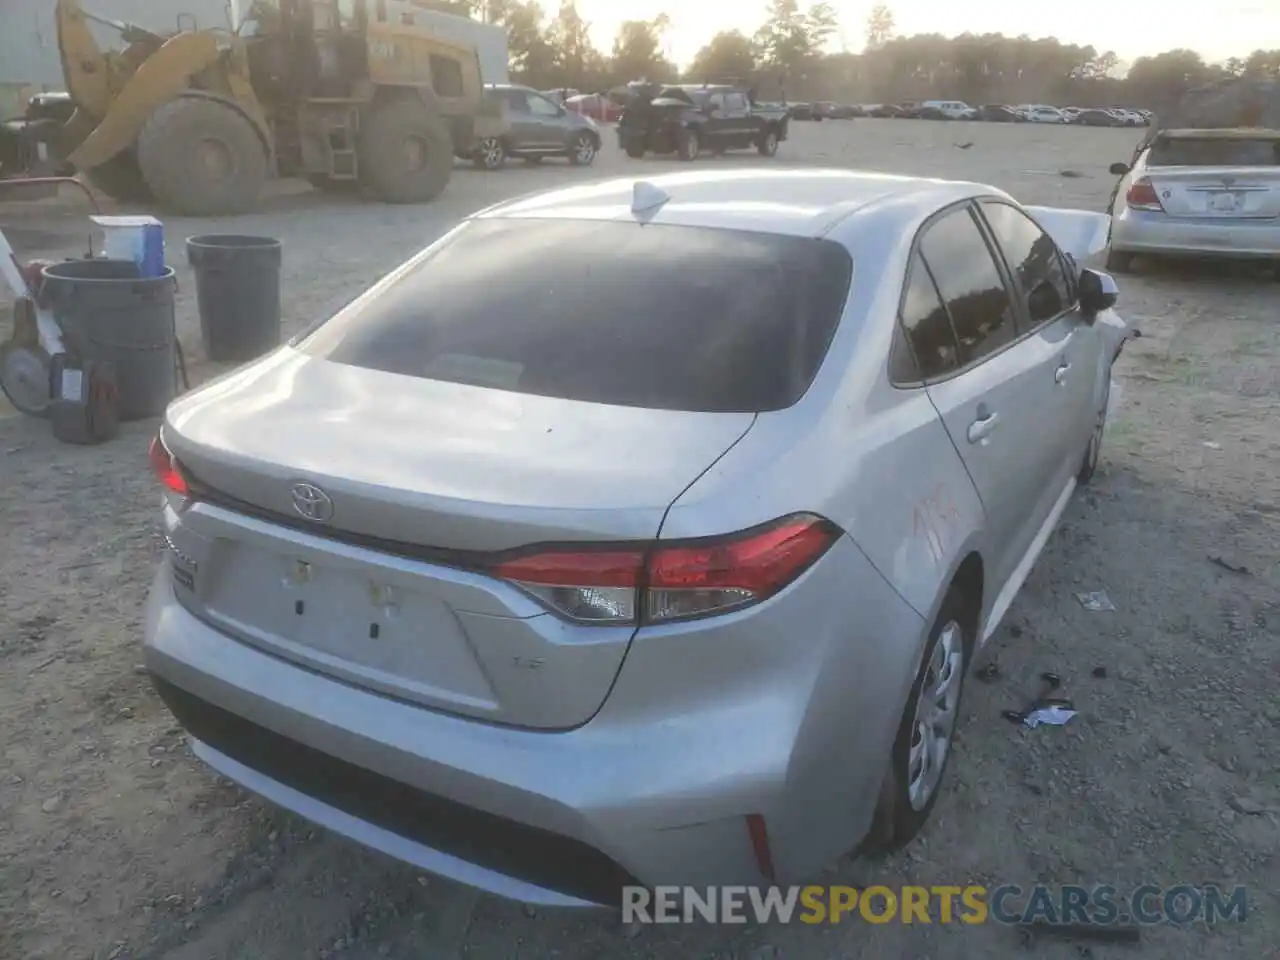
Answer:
[136, 97, 268, 216]
[357, 97, 454, 204]
[84, 150, 152, 204]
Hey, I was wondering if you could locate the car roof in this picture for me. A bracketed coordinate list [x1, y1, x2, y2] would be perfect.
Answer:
[1159, 127, 1280, 140]
[473, 169, 992, 238]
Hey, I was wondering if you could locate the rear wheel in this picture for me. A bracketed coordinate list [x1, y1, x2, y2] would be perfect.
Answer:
[472, 136, 506, 171]
[84, 150, 152, 203]
[757, 129, 779, 156]
[624, 142, 646, 159]
[358, 97, 454, 203]
[864, 589, 971, 855]
[1105, 249, 1135, 273]
[136, 97, 268, 216]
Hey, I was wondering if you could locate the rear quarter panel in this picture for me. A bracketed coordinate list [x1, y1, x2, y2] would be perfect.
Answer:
[661, 198, 988, 631]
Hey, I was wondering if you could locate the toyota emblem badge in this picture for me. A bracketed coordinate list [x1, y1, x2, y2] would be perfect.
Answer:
[291, 481, 334, 523]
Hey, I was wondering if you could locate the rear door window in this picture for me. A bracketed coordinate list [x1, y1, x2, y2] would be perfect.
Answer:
[1149, 136, 1280, 167]
[893, 252, 960, 382]
[979, 201, 1073, 329]
[300, 218, 854, 413]
[917, 206, 1019, 366]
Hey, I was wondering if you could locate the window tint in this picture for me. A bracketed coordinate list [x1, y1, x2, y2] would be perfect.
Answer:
[918, 207, 1018, 366]
[980, 202, 1072, 327]
[300, 219, 854, 413]
[894, 252, 959, 381]
[726, 92, 748, 111]
[527, 93, 561, 117]
[503, 89, 529, 112]
[1149, 136, 1280, 167]
[429, 54, 464, 99]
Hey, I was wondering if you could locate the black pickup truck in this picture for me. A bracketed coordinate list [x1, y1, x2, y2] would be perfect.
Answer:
[617, 83, 790, 161]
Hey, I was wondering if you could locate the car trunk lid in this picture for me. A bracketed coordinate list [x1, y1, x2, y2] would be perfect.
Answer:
[162, 350, 754, 728]
[1147, 166, 1280, 218]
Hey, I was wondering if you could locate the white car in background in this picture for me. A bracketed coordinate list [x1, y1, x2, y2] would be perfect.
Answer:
[922, 100, 977, 120]
[1106, 127, 1280, 272]
[1108, 108, 1145, 127]
[1023, 105, 1067, 124]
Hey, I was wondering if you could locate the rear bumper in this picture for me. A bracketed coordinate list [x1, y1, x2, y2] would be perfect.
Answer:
[143, 532, 926, 907]
[1111, 209, 1280, 258]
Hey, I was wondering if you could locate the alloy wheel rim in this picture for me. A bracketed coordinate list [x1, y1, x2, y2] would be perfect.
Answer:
[480, 138, 502, 167]
[576, 138, 595, 162]
[766, 133, 777, 153]
[907, 621, 964, 811]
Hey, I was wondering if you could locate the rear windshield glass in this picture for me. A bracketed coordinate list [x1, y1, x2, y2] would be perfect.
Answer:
[1149, 136, 1280, 167]
[299, 218, 853, 413]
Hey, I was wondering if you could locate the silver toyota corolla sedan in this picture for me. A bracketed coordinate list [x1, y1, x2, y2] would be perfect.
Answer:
[144, 169, 1132, 907]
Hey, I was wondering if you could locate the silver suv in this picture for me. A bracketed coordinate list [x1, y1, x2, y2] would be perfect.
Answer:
[468, 83, 602, 170]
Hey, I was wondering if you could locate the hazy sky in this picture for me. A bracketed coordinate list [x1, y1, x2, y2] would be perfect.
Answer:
[575, 1, 1280, 68]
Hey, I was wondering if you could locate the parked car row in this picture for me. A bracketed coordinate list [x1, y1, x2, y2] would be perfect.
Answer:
[790, 100, 1152, 126]
[462, 82, 792, 169]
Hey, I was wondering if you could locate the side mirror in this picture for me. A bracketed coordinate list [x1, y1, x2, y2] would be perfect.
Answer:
[1079, 268, 1119, 315]
[1109, 162, 1130, 176]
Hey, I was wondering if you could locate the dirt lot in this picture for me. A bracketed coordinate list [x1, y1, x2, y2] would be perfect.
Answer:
[2, 119, 1278, 960]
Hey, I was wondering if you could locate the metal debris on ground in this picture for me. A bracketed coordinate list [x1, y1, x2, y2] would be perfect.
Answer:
[1003, 672, 1077, 727]
[1020, 704, 1078, 728]
[1075, 590, 1116, 612]
[976, 662, 1001, 683]
[1208, 555, 1251, 576]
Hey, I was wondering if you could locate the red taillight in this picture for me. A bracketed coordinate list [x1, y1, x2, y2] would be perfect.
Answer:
[148, 433, 189, 496]
[1124, 178, 1163, 211]
[490, 514, 841, 625]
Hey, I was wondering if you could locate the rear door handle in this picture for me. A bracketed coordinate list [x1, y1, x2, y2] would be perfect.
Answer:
[967, 412, 1000, 444]
[1055, 363, 1072, 384]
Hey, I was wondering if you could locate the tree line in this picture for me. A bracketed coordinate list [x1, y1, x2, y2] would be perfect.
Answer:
[415, 0, 1280, 108]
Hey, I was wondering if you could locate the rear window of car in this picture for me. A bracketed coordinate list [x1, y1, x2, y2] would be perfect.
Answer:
[298, 218, 854, 414]
[1149, 136, 1280, 167]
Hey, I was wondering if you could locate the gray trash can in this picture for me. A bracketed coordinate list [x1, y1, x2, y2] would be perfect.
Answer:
[40, 259, 178, 421]
[186, 234, 282, 363]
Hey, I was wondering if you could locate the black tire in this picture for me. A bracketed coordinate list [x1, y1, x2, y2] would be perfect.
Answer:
[472, 136, 506, 171]
[757, 128, 779, 157]
[84, 150, 152, 203]
[1106, 249, 1134, 273]
[136, 96, 268, 216]
[1078, 377, 1110, 484]
[624, 142, 646, 159]
[0, 341, 51, 418]
[358, 97, 454, 203]
[567, 132, 597, 166]
[864, 588, 973, 855]
[676, 128, 699, 162]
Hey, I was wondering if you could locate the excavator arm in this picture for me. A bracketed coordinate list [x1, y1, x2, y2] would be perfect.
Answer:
[55, 0, 115, 119]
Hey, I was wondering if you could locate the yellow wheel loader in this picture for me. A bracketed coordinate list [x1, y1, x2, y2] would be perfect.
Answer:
[39, 0, 505, 215]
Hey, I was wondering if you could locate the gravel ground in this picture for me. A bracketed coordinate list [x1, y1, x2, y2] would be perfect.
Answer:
[2, 119, 1278, 960]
